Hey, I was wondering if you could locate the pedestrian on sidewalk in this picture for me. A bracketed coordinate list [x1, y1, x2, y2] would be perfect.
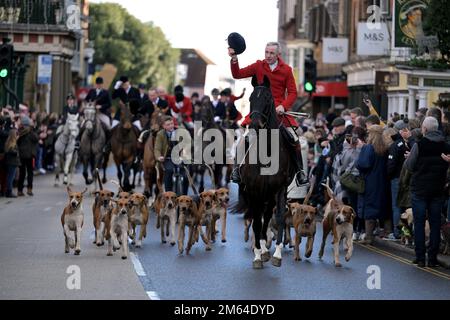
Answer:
[17, 116, 38, 196]
[387, 119, 412, 239]
[357, 125, 389, 245]
[4, 128, 20, 198]
[406, 116, 450, 268]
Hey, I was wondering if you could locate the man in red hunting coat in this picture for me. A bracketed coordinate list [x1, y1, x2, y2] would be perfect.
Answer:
[228, 42, 304, 187]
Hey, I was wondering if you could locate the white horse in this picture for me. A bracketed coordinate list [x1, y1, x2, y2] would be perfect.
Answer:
[55, 113, 80, 186]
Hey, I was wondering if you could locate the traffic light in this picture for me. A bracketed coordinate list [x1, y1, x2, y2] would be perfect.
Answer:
[0, 43, 14, 80]
[304, 55, 317, 93]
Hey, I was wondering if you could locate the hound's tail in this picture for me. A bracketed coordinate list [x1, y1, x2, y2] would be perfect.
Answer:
[110, 179, 124, 193]
[205, 164, 215, 189]
[95, 168, 103, 190]
[320, 177, 335, 202]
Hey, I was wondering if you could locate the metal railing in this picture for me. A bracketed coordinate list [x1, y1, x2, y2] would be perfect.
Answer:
[0, 0, 66, 25]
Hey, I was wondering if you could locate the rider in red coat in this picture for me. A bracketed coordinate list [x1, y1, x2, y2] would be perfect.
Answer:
[229, 42, 304, 185]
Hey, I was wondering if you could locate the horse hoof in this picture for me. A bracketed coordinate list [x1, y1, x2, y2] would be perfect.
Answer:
[294, 256, 302, 261]
[107, 253, 113, 256]
[253, 259, 263, 269]
[74, 250, 81, 256]
[335, 262, 342, 268]
[305, 252, 312, 258]
[170, 242, 176, 246]
[221, 239, 227, 243]
[271, 257, 282, 267]
[206, 246, 212, 251]
[102, 178, 107, 184]
[122, 256, 127, 260]
[65, 250, 69, 254]
[261, 251, 270, 262]
[86, 179, 93, 185]
[135, 245, 141, 249]
[162, 240, 167, 244]
[96, 243, 102, 247]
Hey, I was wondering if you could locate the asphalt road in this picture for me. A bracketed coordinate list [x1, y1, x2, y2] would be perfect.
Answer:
[1, 166, 449, 300]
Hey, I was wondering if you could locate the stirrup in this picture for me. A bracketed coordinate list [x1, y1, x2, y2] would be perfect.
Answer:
[287, 171, 309, 200]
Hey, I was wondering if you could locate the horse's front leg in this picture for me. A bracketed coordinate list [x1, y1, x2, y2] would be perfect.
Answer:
[54, 153, 61, 187]
[251, 208, 263, 269]
[115, 160, 123, 189]
[260, 202, 274, 263]
[122, 160, 133, 192]
[63, 151, 73, 185]
[272, 188, 287, 267]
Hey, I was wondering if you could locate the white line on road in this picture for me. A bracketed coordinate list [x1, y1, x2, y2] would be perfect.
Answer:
[146, 291, 160, 300]
[44, 207, 52, 212]
[130, 252, 146, 277]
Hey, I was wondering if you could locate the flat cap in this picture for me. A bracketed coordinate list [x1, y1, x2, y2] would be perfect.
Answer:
[331, 117, 345, 127]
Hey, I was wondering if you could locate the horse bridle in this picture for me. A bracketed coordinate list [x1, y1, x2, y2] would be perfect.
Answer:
[249, 86, 275, 128]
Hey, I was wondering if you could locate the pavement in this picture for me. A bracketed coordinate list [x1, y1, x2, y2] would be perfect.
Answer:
[372, 237, 450, 269]
[0, 169, 148, 300]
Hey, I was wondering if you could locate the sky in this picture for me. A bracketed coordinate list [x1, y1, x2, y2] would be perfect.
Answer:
[91, 0, 279, 78]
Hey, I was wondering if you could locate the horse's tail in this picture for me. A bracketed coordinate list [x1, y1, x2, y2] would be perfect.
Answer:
[95, 168, 103, 190]
[229, 184, 248, 215]
[205, 164, 215, 188]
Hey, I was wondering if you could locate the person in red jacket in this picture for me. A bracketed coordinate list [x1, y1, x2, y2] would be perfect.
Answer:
[167, 85, 193, 130]
[228, 41, 303, 184]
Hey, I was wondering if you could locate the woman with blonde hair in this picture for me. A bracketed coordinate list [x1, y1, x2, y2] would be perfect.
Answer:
[4, 129, 20, 198]
[357, 125, 390, 244]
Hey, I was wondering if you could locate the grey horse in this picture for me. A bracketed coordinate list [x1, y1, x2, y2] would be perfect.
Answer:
[54, 113, 80, 186]
[79, 103, 106, 187]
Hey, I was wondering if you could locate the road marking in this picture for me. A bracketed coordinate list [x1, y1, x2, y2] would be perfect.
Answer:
[146, 291, 161, 300]
[44, 207, 52, 212]
[130, 252, 146, 277]
[358, 243, 450, 281]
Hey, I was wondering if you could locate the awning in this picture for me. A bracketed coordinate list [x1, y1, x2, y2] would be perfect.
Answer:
[300, 81, 349, 98]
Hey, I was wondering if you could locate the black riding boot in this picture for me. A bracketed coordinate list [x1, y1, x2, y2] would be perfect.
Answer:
[291, 140, 305, 185]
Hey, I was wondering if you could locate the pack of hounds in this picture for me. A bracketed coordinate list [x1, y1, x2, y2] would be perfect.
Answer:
[61, 183, 230, 260]
[61, 181, 450, 267]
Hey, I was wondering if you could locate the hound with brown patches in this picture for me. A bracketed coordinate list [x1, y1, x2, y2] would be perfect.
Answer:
[288, 202, 317, 261]
[154, 191, 178, 245]
[61, 187, 87, 255]
[197, 191, 216, 251]
[92, 189, 114, 246]
[128, 192, 149, 248]
[105, 198, 130, 259]
[177, 195, 200, 255]
[212, 188, 230, 243]
[318, 182, 355, 267]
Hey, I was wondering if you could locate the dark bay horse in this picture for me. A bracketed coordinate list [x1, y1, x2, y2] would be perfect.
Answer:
[111, 104, 138, 192]
[192, 100, 228, 191]
[239, 76, 296, 269]
[143, 109, 165, 199]
[79, 103, 106, 187]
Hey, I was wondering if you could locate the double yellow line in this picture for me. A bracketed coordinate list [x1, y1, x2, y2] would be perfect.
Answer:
[357, 243, 450, 281]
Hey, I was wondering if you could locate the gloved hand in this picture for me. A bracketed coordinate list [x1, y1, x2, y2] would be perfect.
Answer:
[114, 81, 123, 90]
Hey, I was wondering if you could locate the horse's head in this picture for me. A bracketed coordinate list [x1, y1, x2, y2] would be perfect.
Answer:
[150, 109, 164, 133]
[66, 113, 80, 138]
[83, 103, 96, 131]
[249, 75, 276, 129]
[119, 104, 132, 130]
